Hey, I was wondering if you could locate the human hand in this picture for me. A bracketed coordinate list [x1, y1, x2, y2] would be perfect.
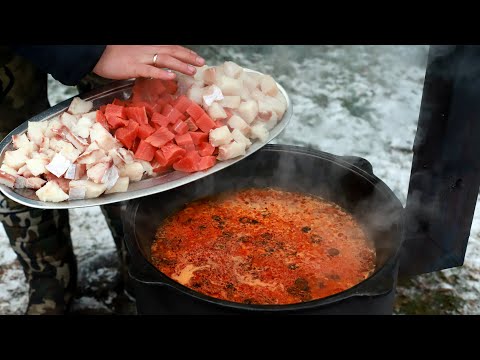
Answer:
[93, 45, 205, 81]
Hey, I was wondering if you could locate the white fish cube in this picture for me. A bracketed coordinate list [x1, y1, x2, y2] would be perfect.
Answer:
[68, 97, 93, 115]
[44, 117, 62, 138]
[260, 75, 278, 96]
[187, 86, 204, 105]
[69, 180, 107, 199]
[4, 148, 28, 170]
[119, 162, 145, 182]
[90, 123, 120, 151]
[60, 112, 78, 131]
[14, 176, 27, 189]
[138, 160, 154, 177]
[223, 61, 244, 79]
[17, 165, 33, 178]
[218, 76, 243, 96]
[12, 134, 36, 154]
[103, 165, 120, 190]
[87, 162, 110, 184]
[219, 96, 241, 109]
[231, 129, 252, 148]
[202, 85, 224, 107]
[207, 102, 228, 120]
[0, 170, 16, 188]
[241, 72, 260, 92]
[193, 65, 208, 82]
[237, 100, 258, 124]
[25, 177, 46, 190]
[250, 123, 269, 143]
[227, 115, 250, 135]
[72, 116, 94, 139]
[26, 158, 48, 176]
[217, 141, 246, 161]
[27, 121, 47, 145]
[45, 153, 71, 178]
[36, 181, 69, 202]
[68, 186, 87, 200]
[105, 177, 130, 194]
[0, 164, 18, 176]
[203, 67, 220, 85]
[209, 126, 233, 147]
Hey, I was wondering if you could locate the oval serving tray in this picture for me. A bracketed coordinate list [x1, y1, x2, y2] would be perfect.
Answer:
[0, 70, 292, 209]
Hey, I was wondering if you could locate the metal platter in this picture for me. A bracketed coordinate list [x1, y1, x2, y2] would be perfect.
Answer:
[0, 70, 292, 209]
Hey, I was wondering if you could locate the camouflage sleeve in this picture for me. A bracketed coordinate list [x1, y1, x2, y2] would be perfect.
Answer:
[12, 45, 106, 86]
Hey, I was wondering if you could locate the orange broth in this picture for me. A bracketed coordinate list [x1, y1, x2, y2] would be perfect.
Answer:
[151, 188, 375, 305]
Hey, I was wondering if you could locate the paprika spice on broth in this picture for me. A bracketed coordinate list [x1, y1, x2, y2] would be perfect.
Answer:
[151, 188, 375, 305]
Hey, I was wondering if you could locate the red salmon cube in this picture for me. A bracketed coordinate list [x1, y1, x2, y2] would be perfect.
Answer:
[184, 118, 198, 131]
[115, 121, 139, 149]
[161, 104, 174, 117]
[137, 124, 156, 140]
[197, 142, 215, 156]
[174, 95, 192, 113]
[189, 131, 208, 145]
[172, 120, 189, 135]
[131, 137, 140, 153]
[125, 107, 149, 125]
[152, 161, 171, 174]
[134, 140, 156, 162]
[154, 143, 186, 166]
[145, 127, 175, 148]
[105, 104, 126, 119]
[167, 108, 183, 124]
[175, 133, 194, 148]
[106, 115, 129, 129]
[186, 102, 205, 120]
[99, 105, 107, 113]
[196, 113, 216, 133]
[154, 150, 169, 167]
[151, 112, 170, 128]
[96, 110, 109, 130]
[172, 151, 201, 173]
[197, 156, 216, 171]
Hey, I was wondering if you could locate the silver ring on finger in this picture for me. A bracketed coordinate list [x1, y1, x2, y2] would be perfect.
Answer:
[152, 53, 158, 66]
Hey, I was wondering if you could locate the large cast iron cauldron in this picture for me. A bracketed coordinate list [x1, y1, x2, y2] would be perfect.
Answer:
[122, 144, 404, 314]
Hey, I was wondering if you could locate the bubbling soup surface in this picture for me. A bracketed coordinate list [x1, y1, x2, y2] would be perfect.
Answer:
[151, 188, 375, 305]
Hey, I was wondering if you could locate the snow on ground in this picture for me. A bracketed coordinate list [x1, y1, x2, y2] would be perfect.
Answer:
[1, 45, 479, 314]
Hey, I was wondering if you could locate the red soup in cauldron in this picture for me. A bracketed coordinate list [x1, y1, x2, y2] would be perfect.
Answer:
[151, 188, 375, 305]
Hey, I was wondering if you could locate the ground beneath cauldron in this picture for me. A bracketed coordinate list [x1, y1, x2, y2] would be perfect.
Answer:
[1, 45, 479, 315]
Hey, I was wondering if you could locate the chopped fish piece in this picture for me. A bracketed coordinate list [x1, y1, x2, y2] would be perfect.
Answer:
[26, 158, 48, 177]
[260, 75, 278, 96]
[250, 123, 269, 142]
[103, 165, 120, 190]
[217, 141, 246, 161]
[45, 153, 71, 178]
[202, 85, 224, 107]
[231, 129, 252, 148]
[4, 148, 28, 170]
[227, 115, 250, 135]
[207, 102, 227, 120]
[68, 97, 93, 114]
[209, 126, 233, 147]
[0, 170, 16, 188]
[36, 181, 69, 202]
[68, 186, 87, 200]
[0, 164, 18, 176]
[237, 100, 258, 124]
[104, 176, 130, 194]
